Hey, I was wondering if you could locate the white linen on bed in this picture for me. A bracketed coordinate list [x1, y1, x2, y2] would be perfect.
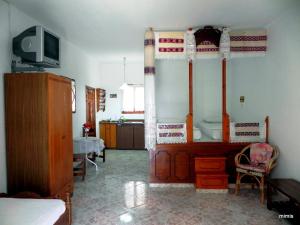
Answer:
[199, 121, 222, 140]
[0, 198, 65, 225]
[193, 127, 202, 140]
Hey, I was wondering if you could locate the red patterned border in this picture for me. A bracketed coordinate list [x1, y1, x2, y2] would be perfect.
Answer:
[159, 132, 184, 137]
[231, 47, 266, 52]
[144, 67, 155, 74]
[144, 39, 155, 46]
[230, 36, 267, 41]
[196, 48, 219, 52]
[159, 38, 184, 43]
[158, 124, 184, 129]
[235, 123, 259, 127]
[235, 132, 260, 136]
[159, 48, 184, 52]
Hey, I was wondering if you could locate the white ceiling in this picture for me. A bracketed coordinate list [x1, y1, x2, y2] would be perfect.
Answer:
[6, 0, 297, 60]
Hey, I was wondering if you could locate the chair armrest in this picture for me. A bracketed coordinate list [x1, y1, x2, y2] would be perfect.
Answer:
[265, 149, 279, 173]
[235, 153, 250, 165]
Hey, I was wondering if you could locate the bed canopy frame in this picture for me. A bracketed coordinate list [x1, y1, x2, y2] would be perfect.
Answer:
[145, 26, 269, 183]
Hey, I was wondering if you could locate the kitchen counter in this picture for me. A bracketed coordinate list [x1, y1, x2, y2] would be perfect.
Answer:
[100, 120, 145, 149]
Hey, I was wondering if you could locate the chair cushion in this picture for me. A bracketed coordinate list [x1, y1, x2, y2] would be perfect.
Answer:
[236, 162, 266, 173]
[250, 143, 273, 166]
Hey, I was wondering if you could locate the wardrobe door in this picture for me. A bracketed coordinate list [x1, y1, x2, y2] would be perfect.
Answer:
[5, 74, 49, 195]
[48, 76, 73, 195]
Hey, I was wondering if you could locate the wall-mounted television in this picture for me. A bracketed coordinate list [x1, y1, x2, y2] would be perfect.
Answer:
[13, 25, 60, 68]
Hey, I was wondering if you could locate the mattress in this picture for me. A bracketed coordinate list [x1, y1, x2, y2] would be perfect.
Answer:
[199, 121, 222, 140]
[0, 198, 65, 225]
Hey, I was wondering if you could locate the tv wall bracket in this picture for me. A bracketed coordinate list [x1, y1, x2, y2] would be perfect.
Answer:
[11, 60, 45, 73]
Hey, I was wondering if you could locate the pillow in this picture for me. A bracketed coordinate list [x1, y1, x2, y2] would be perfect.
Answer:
[250, 143, 273, 165]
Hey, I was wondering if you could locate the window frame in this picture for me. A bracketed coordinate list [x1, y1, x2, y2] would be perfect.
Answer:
[121, 84, 144, 114]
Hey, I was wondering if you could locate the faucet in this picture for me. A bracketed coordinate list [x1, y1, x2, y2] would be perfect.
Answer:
[118, 116, 125, 123]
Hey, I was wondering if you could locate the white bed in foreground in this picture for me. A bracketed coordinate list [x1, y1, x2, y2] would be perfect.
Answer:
[0, 198, 65, 225]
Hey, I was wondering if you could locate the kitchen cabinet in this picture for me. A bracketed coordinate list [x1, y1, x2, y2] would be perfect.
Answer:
[100, 122, 117, 149]
[117, 123, 145, 150]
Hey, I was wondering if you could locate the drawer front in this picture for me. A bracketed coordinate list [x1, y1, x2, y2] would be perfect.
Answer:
[195, 174, 228, 189]
[195, 157, 226, 173]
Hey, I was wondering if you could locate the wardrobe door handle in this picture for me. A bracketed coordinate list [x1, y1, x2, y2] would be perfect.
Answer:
[62, 135, 66, 139]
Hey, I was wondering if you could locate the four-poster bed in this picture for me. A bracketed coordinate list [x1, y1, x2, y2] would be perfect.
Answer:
[144, 27, 269, 183]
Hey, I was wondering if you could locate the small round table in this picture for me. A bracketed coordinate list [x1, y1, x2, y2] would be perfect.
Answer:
[73, 137, 105, 171]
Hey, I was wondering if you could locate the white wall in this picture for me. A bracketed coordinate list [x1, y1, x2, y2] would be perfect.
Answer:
[193, 59, 232, 126]
[0, 0, 11, 193]
[98, 61, 144, 121]
[231, 5, 300, 180]
[155, 59, 232, 126]
[156, 60, 188, 122]
[0, 1, 101, 192]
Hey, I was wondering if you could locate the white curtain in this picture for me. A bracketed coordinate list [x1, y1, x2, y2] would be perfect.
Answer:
[144, 28, 156, 151]
[220, 27, 231, 59]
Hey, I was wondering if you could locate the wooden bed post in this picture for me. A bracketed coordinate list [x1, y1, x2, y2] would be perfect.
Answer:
[222, 58, 230, 142]
[186, 61, 193, 143]
[66, 193, 72, 225]
[186, 27, 194, 143]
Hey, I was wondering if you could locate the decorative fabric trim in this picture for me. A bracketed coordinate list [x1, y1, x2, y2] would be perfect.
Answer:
[157, 122, 187, 144]
[159, 132, 184, 137]
[235, 123, 259, 127]
[231, 46, 267, 52]
[229, 29, 267, 56]
[158, 124, 184, 129]
[155, 32, 186, 59]
[230, 36, 267, 41]
[144, 67, 156, 74]
[159, 38, 184, 43]
[144, 39, 155, 46]
[144, 29, 156, 151]
[159, 47, 184, 52]
[196, 41, 219, 58]
[235, 122, 260, 137]
[236, 132, 260, 136]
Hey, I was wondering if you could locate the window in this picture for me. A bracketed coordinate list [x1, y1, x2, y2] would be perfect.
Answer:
[122, 85, 144, 114]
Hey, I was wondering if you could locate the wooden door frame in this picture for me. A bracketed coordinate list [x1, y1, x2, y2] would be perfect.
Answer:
[85, 85, 96, 137]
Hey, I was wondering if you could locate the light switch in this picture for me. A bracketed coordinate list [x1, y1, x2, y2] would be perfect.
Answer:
[240, 96, 245, 103]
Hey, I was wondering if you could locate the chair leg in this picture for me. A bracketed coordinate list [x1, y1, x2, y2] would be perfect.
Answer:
[251, 177, 256, 189]
[82, 156, 86, 181]
[103, 148, 105, 163]
[260, 176, 265, 204]
[235, 172, 241, 195]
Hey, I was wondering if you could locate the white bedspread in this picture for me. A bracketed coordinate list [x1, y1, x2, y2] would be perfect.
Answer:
[199, 121, 222, 140]
[0, 198, 65, 225]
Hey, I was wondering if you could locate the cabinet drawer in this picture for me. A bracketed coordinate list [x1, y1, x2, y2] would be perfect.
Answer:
[195, 174, 228, 189]
[195, 157, 226, 173]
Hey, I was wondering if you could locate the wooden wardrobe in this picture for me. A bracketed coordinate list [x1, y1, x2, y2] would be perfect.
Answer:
[5, 72, 73, 198]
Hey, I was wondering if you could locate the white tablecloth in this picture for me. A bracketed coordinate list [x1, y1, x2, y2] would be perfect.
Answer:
[73, 137, 105, 155]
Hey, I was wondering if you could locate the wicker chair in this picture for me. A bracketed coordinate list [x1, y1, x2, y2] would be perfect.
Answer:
[235, 143, 279, 204]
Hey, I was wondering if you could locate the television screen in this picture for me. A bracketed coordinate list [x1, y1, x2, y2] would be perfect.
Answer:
[44, 32, 59, 61]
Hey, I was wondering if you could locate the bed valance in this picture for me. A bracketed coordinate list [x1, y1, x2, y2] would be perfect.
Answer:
[155, 31, 186, 59]
[154, 28, 267, 59]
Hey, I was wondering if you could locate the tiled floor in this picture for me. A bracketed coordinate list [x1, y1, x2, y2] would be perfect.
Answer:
[72, 150, 287, 225]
